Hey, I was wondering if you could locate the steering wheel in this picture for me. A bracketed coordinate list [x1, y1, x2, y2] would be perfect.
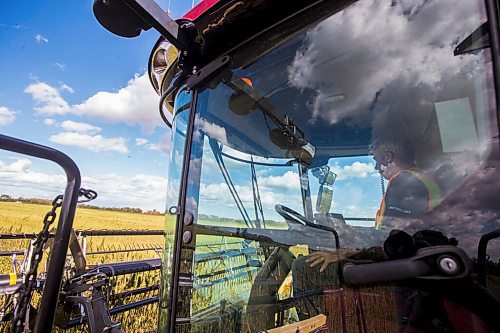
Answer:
[275, 204, 340, 249]
[275, 204, 314, 228]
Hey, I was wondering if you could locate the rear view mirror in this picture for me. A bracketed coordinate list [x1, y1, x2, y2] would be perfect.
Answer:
[93, 0, 152, 37]
[312, 166, 336, 213]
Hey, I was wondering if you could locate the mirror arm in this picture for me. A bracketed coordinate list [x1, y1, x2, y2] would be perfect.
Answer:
[121, 0, 189, 50]
[93, 0, 192, 51]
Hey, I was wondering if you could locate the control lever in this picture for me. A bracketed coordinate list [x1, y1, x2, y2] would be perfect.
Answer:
[343, 245, 472, 285]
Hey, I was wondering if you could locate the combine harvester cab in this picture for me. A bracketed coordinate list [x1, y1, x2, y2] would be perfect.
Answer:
[1, 0, 499, 332]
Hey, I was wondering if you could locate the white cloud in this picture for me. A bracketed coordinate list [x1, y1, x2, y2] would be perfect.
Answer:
[51, 63, 65, 71]
[59, 120, 101, 134]
[0, 159, 31, 173]
[35, 33, 48, 43]
[44, 118, 56, 126]
[24, 74, 162, 133]
[136, 133, 171, 154]
[136, 138, 148, 146]
[71, 73, 161, 133]
[194, 115, 228, 145]
[0, 106, 16, 125]
[197, 180, 303, 221]
[0, 158, 167, 210]
[60, 84, 74, 93]
[24, 82, 71, 115]
[82, 173, 167, 211]
[260, 171, 300, 190]
[49, 132, 128, 154]
[0, 158, 66, 196]
[155, 133, 171, 154]
[287, 0, 482, 127]
[331, 161, 376, 181]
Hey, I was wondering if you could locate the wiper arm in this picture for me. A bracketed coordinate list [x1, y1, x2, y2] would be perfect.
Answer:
[454, 21, 490, 56]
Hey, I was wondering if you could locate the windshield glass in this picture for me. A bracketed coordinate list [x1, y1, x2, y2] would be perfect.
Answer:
[173, 0, 499, 331]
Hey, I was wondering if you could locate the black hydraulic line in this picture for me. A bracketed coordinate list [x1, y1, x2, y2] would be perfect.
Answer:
[0, 233, 38, 240]
[85, 258, 162, 276]
[66, 296, 160, 328]
[477, 229, 500, 287]
[110, 284, 159, 301]
[0, 134, 81, 333]
[209, 139, 254, 228]
[77, 229, 164, 236]
[110, 296, 159, 315]
[0, 251, 24, 257]
[251, 157, 265, 229]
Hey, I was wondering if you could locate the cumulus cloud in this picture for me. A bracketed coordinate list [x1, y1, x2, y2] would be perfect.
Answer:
[60, 84, 74, 93]
[44, 118, 56, 126]
[0, 158, 66, 196]
[0, 159, 31, 173]
[198, 180, 303, 220]
[260, 171, 300, 190]
[135, 133, 171, 154]
[72, 74, 161, 133]
[156, 133, 171, 154]
[24, 74, 162, 133]
[82, 173, 167, 211]
[24, 82, 71, 115]
[49, 132, 128, 154]
[136, 138, 148, 146]
[59, 120, 101, 134]
[0, 106, 16, 125]
[287, 0, 484, 130]
[194, 115, 228, 145]
[331, 161, 377, 181]
[35, 33, 48, 43]
[0, 158, 167, 210]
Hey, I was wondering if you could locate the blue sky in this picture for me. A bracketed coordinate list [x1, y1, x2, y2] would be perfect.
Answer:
[0, 1, 199, 211]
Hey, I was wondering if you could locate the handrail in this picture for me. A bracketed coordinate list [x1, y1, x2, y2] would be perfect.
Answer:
[0, 134, 81, 333]
[477, 229, 500, 286]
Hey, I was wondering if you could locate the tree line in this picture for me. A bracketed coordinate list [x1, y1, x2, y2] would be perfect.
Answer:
[0, 194, 163, 215]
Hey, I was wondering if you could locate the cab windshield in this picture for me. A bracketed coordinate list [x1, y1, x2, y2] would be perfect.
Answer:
[168, 0, 499, 331]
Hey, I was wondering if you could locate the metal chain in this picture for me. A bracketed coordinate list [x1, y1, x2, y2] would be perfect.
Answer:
[12, 194, 63, 333]
[78, 188, 98, 203]
[11, 188, 97, 332]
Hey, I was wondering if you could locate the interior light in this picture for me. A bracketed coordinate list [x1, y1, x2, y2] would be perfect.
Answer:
[325, 94, 346, 103]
